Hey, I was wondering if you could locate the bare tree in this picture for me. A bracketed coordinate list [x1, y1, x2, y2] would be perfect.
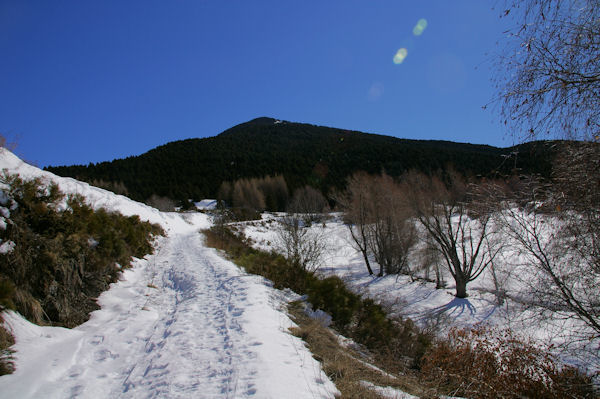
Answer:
[495, 151, 600, 342]
[497, 200, 600, 347]
[90, 179, 129, 196]
[146, 194, 176, 211]
[367, 174, 416, 277]
[336, 172, 416, 277]
[287, 185, 329, 225]
[276, 214, 326, 273]
[494, 0, 600, 141]
[404, 170, 501, 298]
[218, 175, 288, 212]
[232, 178, 265, 212]
[492, 0, 600, 366]
[257, 175, 289, 211]
[217, 181, 233, 206]
[417, 236, 445, 289]
[0, 133, 18, 152]
[335, 172, 375, 275]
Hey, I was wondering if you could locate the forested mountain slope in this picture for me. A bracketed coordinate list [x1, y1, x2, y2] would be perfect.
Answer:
[46, 117, 555, 202]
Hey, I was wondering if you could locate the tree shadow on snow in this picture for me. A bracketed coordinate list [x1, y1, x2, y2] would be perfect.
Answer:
[421, 297, 477, 323]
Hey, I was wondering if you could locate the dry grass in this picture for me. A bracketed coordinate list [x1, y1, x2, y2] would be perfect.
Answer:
[14, 289, 44, 325]
[0, 314, 15, 375]
[288, 301, 438, 399]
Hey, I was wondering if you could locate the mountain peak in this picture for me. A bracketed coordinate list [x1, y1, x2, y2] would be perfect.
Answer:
[244, 117, 280, 126]
[217, 117, 286, 137]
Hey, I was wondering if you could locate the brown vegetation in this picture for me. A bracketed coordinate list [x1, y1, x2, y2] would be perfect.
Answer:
[146, 194, 176, 211]
[287, 185, 329, 224]
[421, 325, 595, 398]
[336, 172, 415, 277]
[218, 175, 289, 212]
[0, 313, 15, 376]
[288, 302, 433, 399]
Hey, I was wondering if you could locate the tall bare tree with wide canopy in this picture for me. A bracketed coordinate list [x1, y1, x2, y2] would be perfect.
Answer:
[403, 170, 500, 298]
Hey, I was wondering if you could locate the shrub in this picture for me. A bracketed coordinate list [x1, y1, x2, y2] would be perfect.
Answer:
[145, 194, 175, 211]
[0, 173, 163, 328]
[421, 325, 595, 398]
[275, 215, 326, 272]
[306, 276, 361, 329]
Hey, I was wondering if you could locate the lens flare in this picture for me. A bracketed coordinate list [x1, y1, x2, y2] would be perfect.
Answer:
[413, 18, 428, 36]
[368, 82, 384, 101]
[393, 48, 408, 64]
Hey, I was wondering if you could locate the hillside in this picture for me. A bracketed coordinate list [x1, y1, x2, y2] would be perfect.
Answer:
[45, 117, 555, 203]
[0, 149, 338, 398]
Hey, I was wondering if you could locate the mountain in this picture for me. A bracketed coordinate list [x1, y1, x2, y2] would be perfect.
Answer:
[45, 117, 555, 202]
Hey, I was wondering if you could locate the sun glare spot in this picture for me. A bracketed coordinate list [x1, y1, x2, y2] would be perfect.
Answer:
[413, 18, 428, 36]
[393, 48, 408, 64]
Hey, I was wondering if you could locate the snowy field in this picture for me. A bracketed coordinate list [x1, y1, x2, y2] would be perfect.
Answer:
[241, 212, 600, 375]
[0, 149, 338, 399]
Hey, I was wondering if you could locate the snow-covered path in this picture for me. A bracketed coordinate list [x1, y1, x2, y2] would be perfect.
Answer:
[0, 230, 337, 398]
[0, 148, 337, 398]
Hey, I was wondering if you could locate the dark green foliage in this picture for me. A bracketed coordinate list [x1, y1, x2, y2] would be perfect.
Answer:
[0, 174, 163, 328]
[202, 225, 432, 370]
[306, 276, 361, 329]
[353, 298, 394, 349]
[45, 117, 556, 202]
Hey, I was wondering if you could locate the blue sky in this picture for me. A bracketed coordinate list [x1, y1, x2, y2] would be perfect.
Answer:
[1, 1, 514, 167]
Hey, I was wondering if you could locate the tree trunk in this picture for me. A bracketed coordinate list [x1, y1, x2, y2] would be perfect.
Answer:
[435, 264, 445, 289]
[455, 275, 468, 298]
[361, 249, 374, 275]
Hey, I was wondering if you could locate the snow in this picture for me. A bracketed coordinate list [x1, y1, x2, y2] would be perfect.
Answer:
[0, 240, 15, 254]
[360, 381, 418, 399]
[241, 213, 600, 374]
[359, 381, 465, 399]
[0, 149, 338, 399]
[0, 207, 9, 218]
[194, 199, 218, 210]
